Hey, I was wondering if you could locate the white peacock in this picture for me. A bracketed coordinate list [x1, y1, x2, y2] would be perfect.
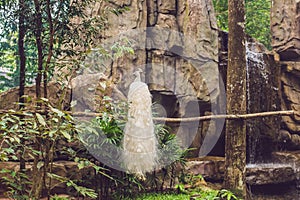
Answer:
[121, 68, 158, 178]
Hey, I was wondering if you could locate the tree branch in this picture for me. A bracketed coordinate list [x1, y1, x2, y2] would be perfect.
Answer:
[0, 110, 296, 122]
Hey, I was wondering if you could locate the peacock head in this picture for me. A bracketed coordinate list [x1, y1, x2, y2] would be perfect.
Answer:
[133, 68, 143, 82]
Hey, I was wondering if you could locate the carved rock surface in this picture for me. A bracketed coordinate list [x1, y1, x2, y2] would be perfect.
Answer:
[184, 156, 225, 181]
[273, 151, 300, 165]
[88, 0, 219, 103]
[281, 62, 300, 135]
[271, 0, 300, 151]
[246, 161, 298, 200]
[77, 0, 221, 157]
[271, 0, 300, 60]
[0, 82, 71, 110]
[246, 163, 295, 185]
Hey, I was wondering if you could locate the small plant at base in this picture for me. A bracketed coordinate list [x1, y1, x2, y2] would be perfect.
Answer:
[50, 195, 70, 200]
[175, 183, 187, 194]
[0, 169, 31, 200]
[218, 189, 239, 200]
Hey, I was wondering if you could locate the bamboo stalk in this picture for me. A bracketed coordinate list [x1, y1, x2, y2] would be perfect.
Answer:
[153, 110, 295, 122]
[71, 110, 296, 122]
[1, 109, 295, 122]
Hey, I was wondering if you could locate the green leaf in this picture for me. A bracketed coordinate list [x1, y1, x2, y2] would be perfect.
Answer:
[49, 130, 57, 137]
[52, 118, 59, 123]
[13, 135, 20, 143]
[47, 172, 68, 183]
[11, 155, 18, 160]
[78, 161, 85, 170]
[37, 161, 44, 170]
[36, 113, 46, 126]
[70, 100, 77, 108]
[51, 107, 64, 117]
[40, 97, 49, 102]
[60, 130, 71, 140]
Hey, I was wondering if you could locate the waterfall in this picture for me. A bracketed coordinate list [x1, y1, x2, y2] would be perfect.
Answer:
[245, 41, 269, 164]
[292, 161, 300, 199]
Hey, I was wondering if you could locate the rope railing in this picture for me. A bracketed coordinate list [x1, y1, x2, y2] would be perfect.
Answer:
[153, 110, 296, 122]
[0, 109, 296, 122]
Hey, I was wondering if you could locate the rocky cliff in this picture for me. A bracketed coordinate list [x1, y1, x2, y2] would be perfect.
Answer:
[72, 0, 224, 157]
[271, 0, 300, 150]
[271, 0, 300, 61]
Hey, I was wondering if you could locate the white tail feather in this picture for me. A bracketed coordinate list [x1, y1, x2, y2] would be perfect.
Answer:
[121, 69, 158, 178]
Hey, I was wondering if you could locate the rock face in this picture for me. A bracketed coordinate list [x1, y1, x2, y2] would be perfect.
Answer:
[0, 82, 71, 110]
[281, 62, 300, 135]
[271, 0, 300, 61]
[273, 151, 300, 165]
[185, 156, 225, 182]
[246, 161, 298, 200]
[271, 0, 300, 150]
[72, 0, 223, 157]
[246, 163, 295, 185]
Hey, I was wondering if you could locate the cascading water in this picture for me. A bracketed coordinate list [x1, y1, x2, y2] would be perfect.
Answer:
[246, 41, 268, 164]
[245, 40, 299, 199]
[291, 161, 300, 198]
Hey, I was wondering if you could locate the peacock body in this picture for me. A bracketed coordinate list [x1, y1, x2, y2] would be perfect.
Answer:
[121, 69, 158, 178]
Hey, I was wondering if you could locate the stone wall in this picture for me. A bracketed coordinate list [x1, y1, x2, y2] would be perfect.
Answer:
[0, 82, 71, 110]
[271, 0, 300, 150]
[72, 0, 223, 157]
[278, 61, 300, 149]
[271, 0, 300, 61]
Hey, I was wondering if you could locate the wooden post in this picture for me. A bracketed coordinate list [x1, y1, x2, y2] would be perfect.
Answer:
[18, 0, 26, 180]
[224, 0, 247, 197]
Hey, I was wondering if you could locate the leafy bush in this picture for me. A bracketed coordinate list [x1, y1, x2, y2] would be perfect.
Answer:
[0, 98, 102, 199]
[76, 98, 190, 198]
[0, 96, 189, 199]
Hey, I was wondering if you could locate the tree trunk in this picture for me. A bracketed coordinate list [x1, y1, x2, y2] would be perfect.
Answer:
[34, 0, 43, 100]
[224, 0, 247, 197]
[18, 0, 26, 172]
[32, 1, 44, 198]
[44, 0, 54, 99]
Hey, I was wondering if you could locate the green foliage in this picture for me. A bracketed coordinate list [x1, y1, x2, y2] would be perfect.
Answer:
[217, 189, 239, 200]
[0, 97, 240, 199]
[76, 98, 190, 198]
[0, 32, 38, 92]
[123, 192, 190, 200]
[213, 0, 272, 49]
[0, 98, 104, 199]
[119, 188, 240, 200]
[0, 169, 31, 199]
[213, 0, 228, 31]
[0, 0, 108, 91]
[175, 183, 187, 194]
[189, 190, 219, 200]
[188, 188, 241, 200]
[50, 195, 69, 200]
[245, 0, 271, 49]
